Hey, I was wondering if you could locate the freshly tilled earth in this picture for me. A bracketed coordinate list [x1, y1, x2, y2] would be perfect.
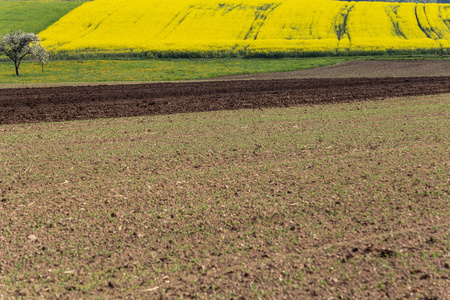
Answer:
[2, 76, 450, 124]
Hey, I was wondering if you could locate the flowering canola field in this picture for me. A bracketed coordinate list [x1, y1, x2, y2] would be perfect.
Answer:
[39, 0, 450, 56]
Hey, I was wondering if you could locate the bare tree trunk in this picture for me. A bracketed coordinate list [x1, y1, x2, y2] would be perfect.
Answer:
[14, 59, 20, 76]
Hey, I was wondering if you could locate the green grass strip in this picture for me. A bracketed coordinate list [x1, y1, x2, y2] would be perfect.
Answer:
[0, 57, 347, 84]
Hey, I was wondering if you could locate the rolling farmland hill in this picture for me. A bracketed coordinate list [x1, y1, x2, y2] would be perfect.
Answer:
[39, 0, 450, 57]
[0, 0, 87, 35]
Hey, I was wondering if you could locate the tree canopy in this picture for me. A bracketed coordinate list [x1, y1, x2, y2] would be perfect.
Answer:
[0, 30, 49, 76]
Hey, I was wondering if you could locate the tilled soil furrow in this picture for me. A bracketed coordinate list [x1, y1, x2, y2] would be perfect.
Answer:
[1, 77, 450, 124]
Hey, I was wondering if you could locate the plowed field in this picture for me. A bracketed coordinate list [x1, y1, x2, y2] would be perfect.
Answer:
[1, 63, 449, 298]
[1, 76, 450, 125]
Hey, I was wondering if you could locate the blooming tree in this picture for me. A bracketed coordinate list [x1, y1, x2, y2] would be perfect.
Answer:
[31, 42, 50, 72]
[0, 30, 49, 76]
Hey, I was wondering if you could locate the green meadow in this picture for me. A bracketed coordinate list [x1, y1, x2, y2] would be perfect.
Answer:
[0, 0, 86, 36]
[0, 57, 347, 85]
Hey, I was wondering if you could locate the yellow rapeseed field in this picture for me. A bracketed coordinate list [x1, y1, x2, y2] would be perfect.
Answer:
[39, 0, 450, 56]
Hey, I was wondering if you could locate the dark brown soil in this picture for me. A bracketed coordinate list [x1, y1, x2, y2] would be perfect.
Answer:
[1, 76, 450, 125]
